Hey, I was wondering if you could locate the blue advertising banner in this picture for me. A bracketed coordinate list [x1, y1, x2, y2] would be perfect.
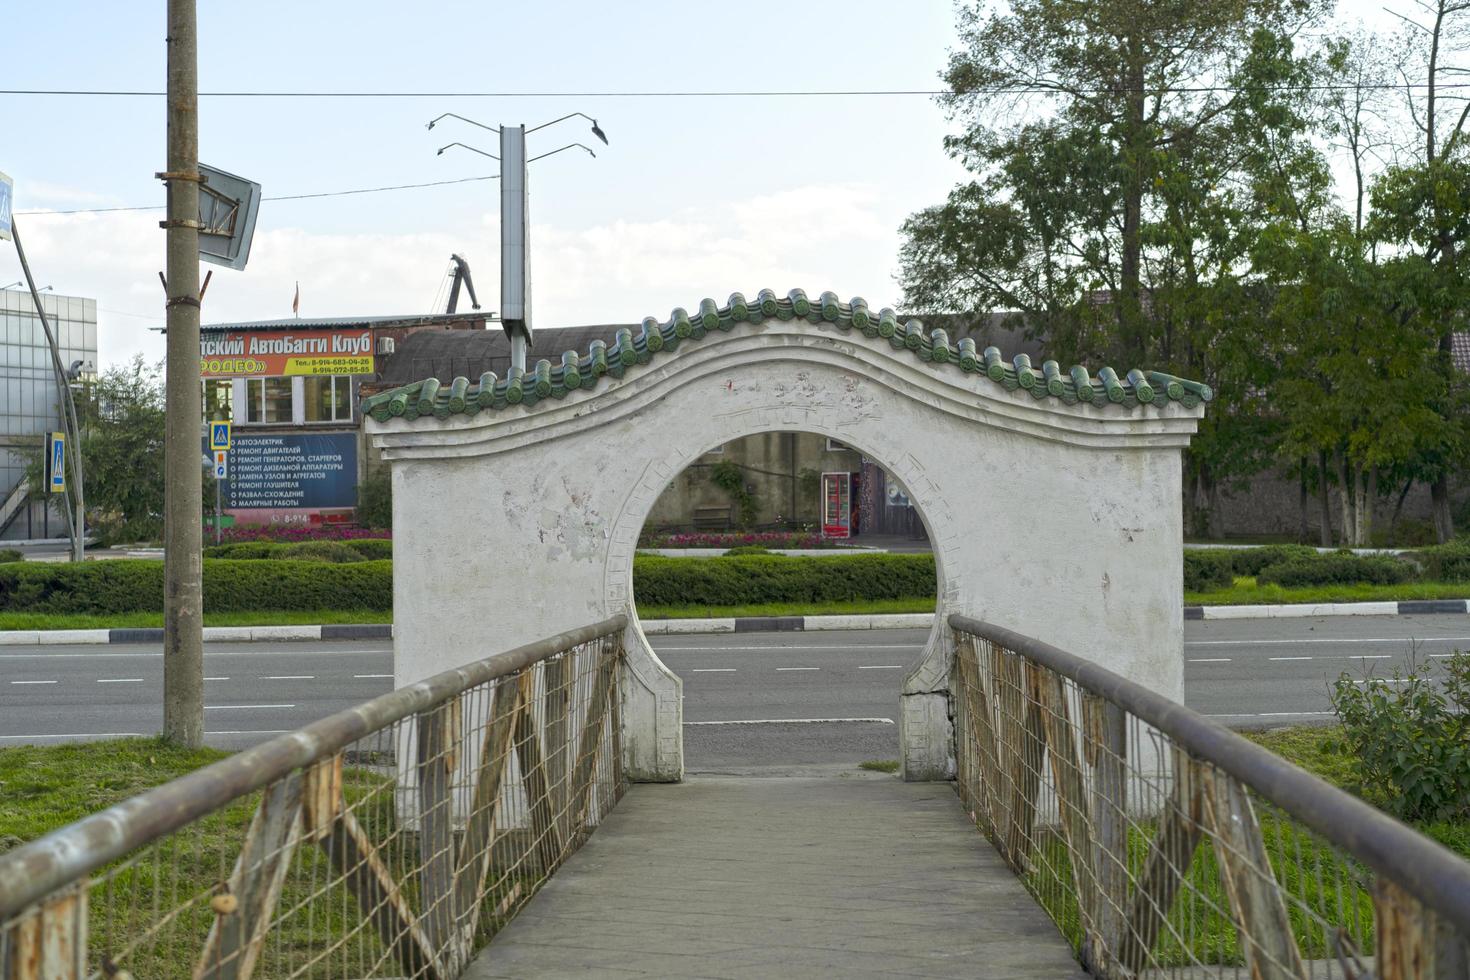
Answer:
[203, 432, 357, 509]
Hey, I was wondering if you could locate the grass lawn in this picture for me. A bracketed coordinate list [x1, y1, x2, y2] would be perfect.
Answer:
[1186, 576, 1470, 606]
[1015, 725, 1468, 968]
[0, 609, 393, 631]
[0, 737, 533, 977]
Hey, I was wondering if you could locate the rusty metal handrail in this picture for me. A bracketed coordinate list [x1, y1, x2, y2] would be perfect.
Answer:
[948, 613, 1470, 937]
[0, 615, 627, 922]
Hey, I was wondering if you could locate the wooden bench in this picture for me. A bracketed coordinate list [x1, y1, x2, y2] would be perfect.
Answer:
[692, 506, 733, 530]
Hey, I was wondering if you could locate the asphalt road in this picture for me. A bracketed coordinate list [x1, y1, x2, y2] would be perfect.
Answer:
[2, 616, 1467, 768]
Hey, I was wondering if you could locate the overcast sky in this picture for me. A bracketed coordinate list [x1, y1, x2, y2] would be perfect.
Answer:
[1, 1, 1404, 368]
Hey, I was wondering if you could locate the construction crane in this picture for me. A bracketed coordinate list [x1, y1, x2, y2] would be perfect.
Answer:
[445, 254, 481, 314]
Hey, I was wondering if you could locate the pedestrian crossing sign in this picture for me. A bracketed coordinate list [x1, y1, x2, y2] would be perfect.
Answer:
[210, 421, 231, 451]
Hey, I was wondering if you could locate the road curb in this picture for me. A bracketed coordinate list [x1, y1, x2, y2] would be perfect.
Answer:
[3, 600, 1467, 645]
[1184, 599, 1470, 620]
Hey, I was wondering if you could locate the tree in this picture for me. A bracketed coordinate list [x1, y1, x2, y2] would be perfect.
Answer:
[901, 0, 1329, 536]
[1367, 0, 1470, 541]
[29, 356, 215, 544]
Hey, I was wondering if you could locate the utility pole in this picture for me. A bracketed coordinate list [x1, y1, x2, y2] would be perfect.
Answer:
[161, 0, 204, 747]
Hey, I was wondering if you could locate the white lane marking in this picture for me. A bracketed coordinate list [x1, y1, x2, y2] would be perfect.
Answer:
[10, 680, 56, 685]
[858, 665, 904, 670]
[1205, 711, 1334, 718]
[1188, 658, 1232, 663]
[690, 668, 736, 673]
[261, 675, 314, 680]
[0, 648, 394, 660]
[97, 678, 143, 684]
[0, 731, 144, 740]
[1268, 657, 1313, 661]
[205, 676, 229, 681]
[655, 645, 918, 651]
[353, 673, 393, 679]
[775, 667, 819, 672]
[1343, 655, 1392, 660]
[204, 704, 295, 710]
[684, 717, 895, 726]
[1354, 679, 1409, 685]
[1189, 636, 1470, 646]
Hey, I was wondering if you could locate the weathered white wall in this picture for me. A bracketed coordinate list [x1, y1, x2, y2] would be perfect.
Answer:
[370, 322, 1200, 782]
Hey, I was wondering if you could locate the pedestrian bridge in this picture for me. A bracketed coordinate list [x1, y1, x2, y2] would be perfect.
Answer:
[2, 616, 1467, 979]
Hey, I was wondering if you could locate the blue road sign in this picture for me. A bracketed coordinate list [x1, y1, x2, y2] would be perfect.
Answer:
[210, 421, 232, 451]
[48, 432, 65, 493]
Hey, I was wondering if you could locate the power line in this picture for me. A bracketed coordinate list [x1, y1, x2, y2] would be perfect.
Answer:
[1, 82, 1468, 98]
[14, 173, 498, 217]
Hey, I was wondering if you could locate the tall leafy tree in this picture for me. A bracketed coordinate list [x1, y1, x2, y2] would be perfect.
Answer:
[1367, 0, 1470, 540]
[901, 0, 1327, 535]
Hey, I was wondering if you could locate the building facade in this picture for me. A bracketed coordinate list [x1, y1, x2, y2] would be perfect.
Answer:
[0, 289, 97, 541]
[199, 312, 486, 530]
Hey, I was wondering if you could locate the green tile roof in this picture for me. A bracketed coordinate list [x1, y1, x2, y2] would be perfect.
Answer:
[361, 289, 1212, 423]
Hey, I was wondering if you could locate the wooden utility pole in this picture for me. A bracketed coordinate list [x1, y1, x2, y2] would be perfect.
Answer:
[162, 0, 204, 747]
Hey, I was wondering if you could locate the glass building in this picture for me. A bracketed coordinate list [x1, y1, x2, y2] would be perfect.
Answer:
[0, 288, 97, 541]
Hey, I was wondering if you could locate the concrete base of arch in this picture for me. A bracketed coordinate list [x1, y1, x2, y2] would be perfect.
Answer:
[371, 323, 1200, 782]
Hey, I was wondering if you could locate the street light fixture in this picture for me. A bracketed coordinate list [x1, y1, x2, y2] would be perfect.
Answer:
[427, 112, 501, 135]
[528, 143, 598, 163]
[430, 110, 609, 373]
[436, 142, 499, 161]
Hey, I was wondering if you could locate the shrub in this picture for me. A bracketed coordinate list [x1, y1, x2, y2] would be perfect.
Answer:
[203, 539, 391, 561]
[202, 542, 278, 560]
[0, 559, 392, 614]
[1256, 553, 1414, 587]
[276, 541, 366, 563]
[1416, 538, 1470, 583]
[357, 469, 392, 530]
[1183, 550, 1235, 592]
[722, 545, 776, 556]
[346, 538, 393, 560]
[0, 549, 22, 564]
[1226, 544, 1318, 578]
[632, 553, 936, 607]
[1331, 652, 1470, 822]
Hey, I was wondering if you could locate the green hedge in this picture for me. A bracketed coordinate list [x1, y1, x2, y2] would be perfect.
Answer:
[203, 539, 392, 561]
[632, 553, 936, 607]
[1416, 539, 1470, 583]
[1256, 553, 1415, 588]
[0, 559, 393, 614]
[1183, 551, 1235, 592]
[1225, 544, 1318, 577]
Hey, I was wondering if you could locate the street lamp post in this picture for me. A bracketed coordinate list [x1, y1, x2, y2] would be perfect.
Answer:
[432, 112, 607, 373]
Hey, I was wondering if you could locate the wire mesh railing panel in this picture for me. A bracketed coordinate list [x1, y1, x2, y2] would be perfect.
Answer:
[950, 618, 1470, 980]
[0, 618, 626, 980]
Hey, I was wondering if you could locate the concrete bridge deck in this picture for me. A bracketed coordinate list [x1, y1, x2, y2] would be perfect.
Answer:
[466, 770, 1086, 979]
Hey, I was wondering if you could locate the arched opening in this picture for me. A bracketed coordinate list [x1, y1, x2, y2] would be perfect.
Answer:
[624, 428, 943, 773]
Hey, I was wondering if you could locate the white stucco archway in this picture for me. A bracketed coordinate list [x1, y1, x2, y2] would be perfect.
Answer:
[365, 290, 1208, 781]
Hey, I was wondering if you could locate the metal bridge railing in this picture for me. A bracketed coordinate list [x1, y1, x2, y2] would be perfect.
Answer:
[0, 616, 627, 980]
[949, 615, 1470, 980]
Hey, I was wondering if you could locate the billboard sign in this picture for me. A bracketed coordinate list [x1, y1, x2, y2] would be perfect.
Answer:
[200, 329, 374, 377]
[0, 170, 12, 242]
[206, 432, 357, 510]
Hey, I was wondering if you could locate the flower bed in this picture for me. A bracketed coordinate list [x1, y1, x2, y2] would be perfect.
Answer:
[219, 525, 391, 544]
[637, 530, 836, 550]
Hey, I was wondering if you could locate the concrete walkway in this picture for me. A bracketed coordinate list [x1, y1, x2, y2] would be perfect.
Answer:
[466, 771, 1086, 979]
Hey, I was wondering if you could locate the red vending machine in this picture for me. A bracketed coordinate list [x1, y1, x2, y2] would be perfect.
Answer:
[821, 471, 852, 539]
